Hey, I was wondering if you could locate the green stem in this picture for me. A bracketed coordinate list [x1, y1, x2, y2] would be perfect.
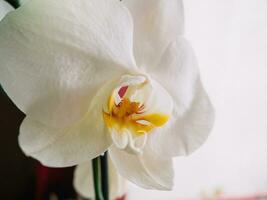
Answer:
[92, 157, 104, 200]
[101, 152, 109, 200]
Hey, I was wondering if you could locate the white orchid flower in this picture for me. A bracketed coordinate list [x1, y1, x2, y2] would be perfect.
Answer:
[0, 0, 214, 190]
[0, 0, 13, 20]
[74, 159, 126, 200]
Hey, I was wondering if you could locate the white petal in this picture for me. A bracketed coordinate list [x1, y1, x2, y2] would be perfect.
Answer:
[111, 128, 148, 155]
[128, 133, 147, 154]
[0, 0, 13, 20]
[124, 131, 147, 155]
[150, 37, 199, 117]
[19, 115, 110, 167]
[118, 74, 147, 87]
[18, 78, 119, 167]
[147, 81, 215, 157]
[0, 0, 136, 128]
[74, 159, 127, 200]
[143, 78, 174, 116]
[123, 0, 184, 68]
[111, 130, 129, 150]
[109, 145, 174, 190]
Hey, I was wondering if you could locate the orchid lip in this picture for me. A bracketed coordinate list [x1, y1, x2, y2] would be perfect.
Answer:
[102, 75, 172, 153]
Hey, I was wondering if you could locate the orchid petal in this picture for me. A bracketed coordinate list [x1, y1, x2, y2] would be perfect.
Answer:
[0, 0, 136, 128]
[147, 81, 215, 157]
[19, 116, 111, 167]
[141, 78, 173, 116]
[18, 78, 119, 167]
[74, 159, 126, 200]
[123, 0, 184, 68]
[0, 0, 13, 20]
[109, 145, 174, 190]
[111, 129, 129, 150]
[150, 37, 199, 117]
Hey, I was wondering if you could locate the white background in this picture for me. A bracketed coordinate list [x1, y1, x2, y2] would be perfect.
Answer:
[128, 0, 267, 199]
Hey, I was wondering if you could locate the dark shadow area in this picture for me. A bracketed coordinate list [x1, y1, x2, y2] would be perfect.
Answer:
[0, 87, 35, 199]
[4, 0, 20, 8]
[0, 87, 76, 200]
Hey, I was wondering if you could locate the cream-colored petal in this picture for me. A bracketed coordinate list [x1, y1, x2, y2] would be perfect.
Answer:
[111, 130, 129, 150]
[147, 80, 215, 157]
[150, 37, 199, 117]
[18, 77, 119, 167]
[141, 78, 174, 116]
[122, 0, 184, 68]
[74, 159, 127, 200]
[109, 145, 174, 190]
[117, 131, 148, 155]
[0, 0, 13, 20]
[125, 133, 147, 155]
[0, 0, 136, 128]
[19, 116, 111, 167]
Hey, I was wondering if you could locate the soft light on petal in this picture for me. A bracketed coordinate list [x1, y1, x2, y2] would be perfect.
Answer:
[141, 78, 173, 116]
[74, 159, 127, 200]
[123, 0, 184, 68]
[150, 37, 199, 117]
[109, 145, 174, 190]
[0, 0, 136, 128]
[0, 0, 13, 20]
[18, 78, 120, 167]
[111, 130, 129, 150]
[19, 115, 111, 167]
[147, 80, 215, 157]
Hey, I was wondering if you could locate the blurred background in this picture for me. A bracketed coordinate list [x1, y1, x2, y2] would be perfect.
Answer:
[1, 0, 267, 199]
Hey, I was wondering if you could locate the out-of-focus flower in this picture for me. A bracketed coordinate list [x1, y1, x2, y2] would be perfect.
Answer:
[0, 0, 13, 20]
[0, 0, 214, 190]
[74, 158, 126, 200]
[19, 0, 28, 5]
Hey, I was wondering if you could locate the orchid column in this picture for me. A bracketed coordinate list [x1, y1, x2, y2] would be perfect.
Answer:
[0, 0, 214, 199]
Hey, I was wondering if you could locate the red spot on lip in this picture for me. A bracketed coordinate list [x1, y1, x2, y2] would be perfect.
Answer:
[118, 86, 128, 98]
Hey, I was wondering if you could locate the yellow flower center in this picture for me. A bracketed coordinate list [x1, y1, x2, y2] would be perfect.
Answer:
[103, 91, 169, 135]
